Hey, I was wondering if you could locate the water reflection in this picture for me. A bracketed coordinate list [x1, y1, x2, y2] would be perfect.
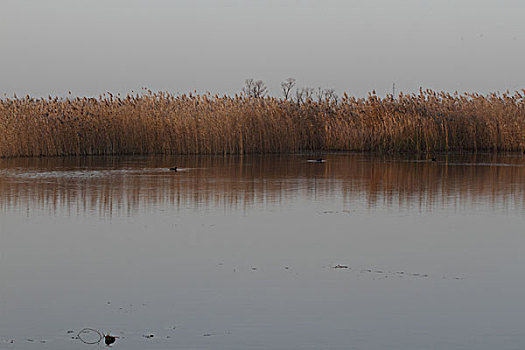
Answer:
[2, 154, 525, 350]
[1, 153, 524, 216]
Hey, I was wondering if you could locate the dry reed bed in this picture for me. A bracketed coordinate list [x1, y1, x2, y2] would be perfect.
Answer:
[1, 90, 524, 157]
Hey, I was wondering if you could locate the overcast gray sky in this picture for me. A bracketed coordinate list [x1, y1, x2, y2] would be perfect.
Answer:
[1, 0, 524, 97]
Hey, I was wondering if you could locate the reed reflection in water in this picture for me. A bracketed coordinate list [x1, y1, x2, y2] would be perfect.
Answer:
[0, 154, 524, 216]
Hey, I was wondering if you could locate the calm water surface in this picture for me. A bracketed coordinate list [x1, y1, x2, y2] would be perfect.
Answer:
[1, 153, 524, 350]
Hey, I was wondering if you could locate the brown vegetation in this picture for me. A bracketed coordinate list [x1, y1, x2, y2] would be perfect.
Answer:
[0, 89, 524, 157]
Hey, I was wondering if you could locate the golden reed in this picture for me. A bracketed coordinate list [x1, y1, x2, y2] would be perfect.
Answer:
[1, 89, 524, 157]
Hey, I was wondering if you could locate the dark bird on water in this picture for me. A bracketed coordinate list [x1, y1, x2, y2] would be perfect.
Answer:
[105, 334, 118, 346]
[431, 157, 437, 162]
[169, 167, 177, 171]
[316, 158, 324, 163]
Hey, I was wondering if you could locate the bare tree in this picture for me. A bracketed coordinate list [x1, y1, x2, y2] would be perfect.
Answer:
[243, 78, 255, 97]
[295, 87, 314, 103]
[243, 78, 268, 98]
[253, 80, 267, 98]
[295, 88, 305, 104]
[280, 78, 296, 100]
[303, 87, 315, 101]
[324, 88, 338, 103]
[315, 87, 338, 103]
[315, 87, 322, 102]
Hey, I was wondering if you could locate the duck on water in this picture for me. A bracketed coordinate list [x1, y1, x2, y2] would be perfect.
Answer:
[307, 158, 326, 163]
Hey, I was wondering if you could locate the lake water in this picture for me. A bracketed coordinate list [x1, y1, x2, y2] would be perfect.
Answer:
[1, 153, 524, 350]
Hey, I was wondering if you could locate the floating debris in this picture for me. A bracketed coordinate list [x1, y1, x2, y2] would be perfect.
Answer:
[354, 268, 436, 279]
[77, 328, 103, 345]
[322, 210, 336, 214]
[105, 333, 118, 346]
[332, 265, 349, 269]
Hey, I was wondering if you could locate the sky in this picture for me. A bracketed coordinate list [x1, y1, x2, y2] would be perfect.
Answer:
[1, 0, 524, 98]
